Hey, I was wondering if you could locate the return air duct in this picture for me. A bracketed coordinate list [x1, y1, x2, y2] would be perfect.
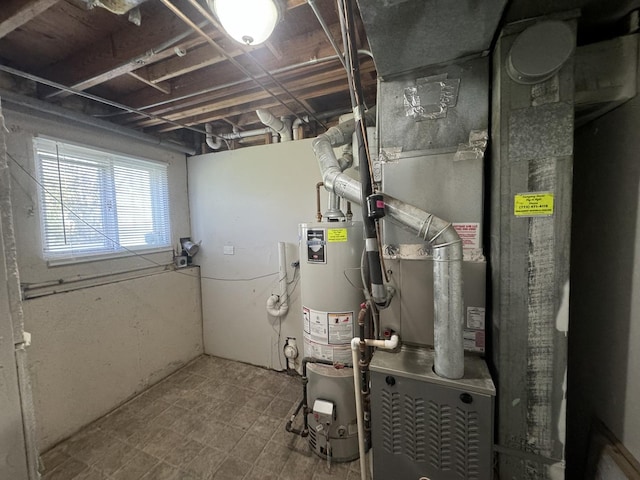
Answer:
[356, 0, 508, 77]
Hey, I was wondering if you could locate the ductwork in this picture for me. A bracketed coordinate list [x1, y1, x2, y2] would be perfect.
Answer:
[256, 109, 292, 142]
[311, 109, 464, 380]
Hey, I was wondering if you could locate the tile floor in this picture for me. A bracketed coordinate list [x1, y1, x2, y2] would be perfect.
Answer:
[40, 355, 363, 480]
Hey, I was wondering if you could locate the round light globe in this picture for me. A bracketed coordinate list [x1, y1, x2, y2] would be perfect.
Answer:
[209, 0, 280, 45]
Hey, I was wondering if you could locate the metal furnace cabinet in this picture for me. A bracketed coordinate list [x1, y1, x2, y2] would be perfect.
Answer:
[370, 346, 495, 480]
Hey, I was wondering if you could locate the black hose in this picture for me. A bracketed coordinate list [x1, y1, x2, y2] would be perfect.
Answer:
[337, 0, 386, 305]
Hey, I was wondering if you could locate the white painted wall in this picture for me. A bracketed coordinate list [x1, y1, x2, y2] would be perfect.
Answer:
[5, 107, 204, 451]
[570, 94, 640, 474]
[23, 269, 203, 450]
[188, 139, 359, 369]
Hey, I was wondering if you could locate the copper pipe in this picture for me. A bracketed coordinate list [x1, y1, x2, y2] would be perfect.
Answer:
[315, 182, 324, 222]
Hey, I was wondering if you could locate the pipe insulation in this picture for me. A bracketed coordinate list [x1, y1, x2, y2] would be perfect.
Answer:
[266, 242, 289, 317]
[311, 111, 464, 380]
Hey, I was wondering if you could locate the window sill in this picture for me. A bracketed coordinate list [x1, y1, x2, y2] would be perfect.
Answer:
[45, 247, 173, 267]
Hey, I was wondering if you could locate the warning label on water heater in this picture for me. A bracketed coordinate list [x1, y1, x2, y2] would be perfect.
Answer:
[328, 312, 354, 344]
[303, 308, 353, 345]
[327, 228, 348, 242]
[514, 192, 554, 217]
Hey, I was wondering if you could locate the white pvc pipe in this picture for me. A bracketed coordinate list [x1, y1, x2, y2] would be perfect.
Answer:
[351, 339, 368, 480]
[351, 334, 400, 480]
[257, 109, 292, 142]
[205, 122, 222, 150]
[266, 242, 289, 317]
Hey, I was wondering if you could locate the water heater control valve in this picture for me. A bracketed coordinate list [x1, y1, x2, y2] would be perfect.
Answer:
[313, 399, 335, 427]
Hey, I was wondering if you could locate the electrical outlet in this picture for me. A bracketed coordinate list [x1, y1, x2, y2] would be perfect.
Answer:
[223, 245, 234, 255]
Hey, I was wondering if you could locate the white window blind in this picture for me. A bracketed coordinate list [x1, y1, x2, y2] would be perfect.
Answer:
[34, 137, 171, 261]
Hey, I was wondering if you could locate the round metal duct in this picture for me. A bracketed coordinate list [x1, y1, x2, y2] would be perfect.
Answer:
[507, 20, 575, 84]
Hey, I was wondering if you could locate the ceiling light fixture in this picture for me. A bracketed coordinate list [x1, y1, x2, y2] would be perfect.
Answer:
[208, 0, 281, 46]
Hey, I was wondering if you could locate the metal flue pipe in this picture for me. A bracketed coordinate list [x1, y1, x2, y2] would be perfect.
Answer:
[311, 111, 464, 380]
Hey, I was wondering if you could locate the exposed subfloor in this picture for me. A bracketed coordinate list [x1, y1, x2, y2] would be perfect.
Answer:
[40, 355, 362, 480]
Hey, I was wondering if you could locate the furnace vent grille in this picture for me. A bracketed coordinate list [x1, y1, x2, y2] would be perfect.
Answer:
[454, 407, 480, 479]
[428, 400, 452, 471]
[404, 395, 426, 462]
[381, 388, 402, 454]
[379, 390, 484, 479]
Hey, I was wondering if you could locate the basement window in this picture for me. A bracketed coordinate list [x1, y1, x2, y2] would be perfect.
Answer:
[34, 137, 171, 263]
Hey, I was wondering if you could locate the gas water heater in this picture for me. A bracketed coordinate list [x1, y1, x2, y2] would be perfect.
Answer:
[298, 220, 364, 462]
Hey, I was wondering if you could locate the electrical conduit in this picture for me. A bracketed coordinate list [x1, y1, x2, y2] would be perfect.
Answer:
[266, 242, 289, 317]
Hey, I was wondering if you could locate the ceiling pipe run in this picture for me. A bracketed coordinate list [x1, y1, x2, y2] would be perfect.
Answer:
[256, 109, 292, 142]
[311, 109, 464, 381]
[205, 122, 273, 149]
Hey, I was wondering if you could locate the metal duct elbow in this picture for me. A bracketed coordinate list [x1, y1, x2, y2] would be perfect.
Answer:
[337, 143, 353, 171]
[256, 109, 292, 142]
[205, 123, 222, 150]
[311, 108, 464, 380]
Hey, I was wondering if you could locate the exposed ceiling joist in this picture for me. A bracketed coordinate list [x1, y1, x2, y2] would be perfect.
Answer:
[0, 0, 59, 39]
[117, 22, 344, 109]
[0, 0, 374, 151]
[40, 0, 205, 97]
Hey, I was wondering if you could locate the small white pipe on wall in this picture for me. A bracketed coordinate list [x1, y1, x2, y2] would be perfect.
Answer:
[266, 242, 289, 317]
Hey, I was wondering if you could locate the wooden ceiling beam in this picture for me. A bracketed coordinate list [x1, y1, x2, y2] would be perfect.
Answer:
[150, 77, 375, 133]
[138, 37, 247, 85]
[286, 0, 308, 9]
[126, 60, 344, 122]
[0, 0, 60, 39]
[38, 0, 208, 97]
[118, 22, 343, 109]
[127, 72, 171, 94]
[131, 60, 367, 128]
[135, 61, 374, 130]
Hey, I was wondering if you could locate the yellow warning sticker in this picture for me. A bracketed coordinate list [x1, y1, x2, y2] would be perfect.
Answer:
[327, 228, 348, 242]
[514, 192, 554, 217]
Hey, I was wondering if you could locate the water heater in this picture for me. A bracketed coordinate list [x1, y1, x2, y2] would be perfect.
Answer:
[298, 220, 364, 462]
